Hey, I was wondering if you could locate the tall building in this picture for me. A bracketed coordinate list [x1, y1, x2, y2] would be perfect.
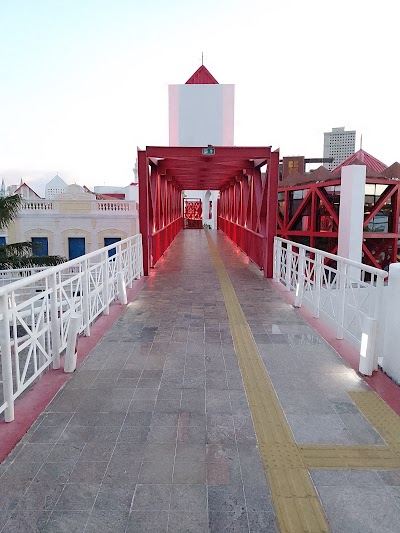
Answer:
[45, 174, 68, 199]
[168, 64, 235, 230]
[323, 127, 356, 170]
[168, 64, 234, 146]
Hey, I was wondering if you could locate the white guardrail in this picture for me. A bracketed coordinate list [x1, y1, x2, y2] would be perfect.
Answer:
[273, 237, 386, 376]
[0, 234, 143, 422]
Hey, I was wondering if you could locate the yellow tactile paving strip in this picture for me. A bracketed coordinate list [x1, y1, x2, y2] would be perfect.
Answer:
[350, 391, 400, 457]
[206, 234, 329, 532]
[207, 233, 400, 533]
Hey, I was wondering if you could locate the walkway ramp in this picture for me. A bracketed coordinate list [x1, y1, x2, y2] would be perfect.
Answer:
[1, 230, 400, 532]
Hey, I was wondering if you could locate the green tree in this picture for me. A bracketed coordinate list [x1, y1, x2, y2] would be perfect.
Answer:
[0, 194, 65, 269]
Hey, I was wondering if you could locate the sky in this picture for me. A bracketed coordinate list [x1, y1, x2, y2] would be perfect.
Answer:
[0, 0, 399, 196]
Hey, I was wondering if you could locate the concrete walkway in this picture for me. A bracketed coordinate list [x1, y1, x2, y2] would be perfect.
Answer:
[1, 230, 400, 532]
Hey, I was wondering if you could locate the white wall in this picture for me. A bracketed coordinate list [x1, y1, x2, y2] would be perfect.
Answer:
[169, 84, 234, 146]
[338, 165, 366, 265]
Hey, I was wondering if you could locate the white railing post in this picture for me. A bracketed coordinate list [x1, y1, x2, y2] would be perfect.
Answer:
[336, 261, 347, 339]
[0, 294, 15, 422]
[371, 274, 384, 371]
[64, 313, 81, 373]
[117, 271, 128, 305]
[116, 243, 128, 305]
[102, 250, 110, 315]
[139, 234, 144, 277]
[294, 247, 306, 308]
[313, 254, 323, 318]
[285, 243, 293, 291]
[82, 258, 91, 336]
[382, 264, 400, 383]
[359, 316, 377, 376]
[273, 238, 281, 281]
[127, 240, 133, 288]
[49, 272, 61, 369]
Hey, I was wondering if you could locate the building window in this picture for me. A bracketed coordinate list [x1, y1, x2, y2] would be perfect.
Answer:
[68, 238, 85, 260]
[0, 236, 6, 246]
[32, 237, 48, 256]
[104, 237, 121, 257]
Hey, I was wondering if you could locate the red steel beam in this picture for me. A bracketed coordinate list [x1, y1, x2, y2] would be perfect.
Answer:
[138, 151, 150, 276]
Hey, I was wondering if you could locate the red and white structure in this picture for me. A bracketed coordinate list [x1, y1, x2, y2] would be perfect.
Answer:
[168, 64, 235, 230]
[169, 65, 234, 147]
[277, 149, 400, 270]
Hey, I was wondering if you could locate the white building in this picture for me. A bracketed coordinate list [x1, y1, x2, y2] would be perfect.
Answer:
[323, 127, 356, 171]
[169, 65, 234, 147]
[5, 184, 139, 260]
[14, 182, 41, 200]
[45, 174, 68, 199]
[168, 65, 234, 229]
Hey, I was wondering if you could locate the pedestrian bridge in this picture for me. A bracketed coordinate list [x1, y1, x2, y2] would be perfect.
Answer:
[1, 230, 400, 532]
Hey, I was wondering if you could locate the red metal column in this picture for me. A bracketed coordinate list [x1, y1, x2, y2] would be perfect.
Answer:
[392, 185, 400, 264]
[138, 150, 150, 276]
[264, 150, 279, 277]
[310, 189, 317, 248]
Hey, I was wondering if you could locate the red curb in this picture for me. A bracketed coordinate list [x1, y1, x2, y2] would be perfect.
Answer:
[0, 277, 147, 463]
[271, 280, 400, 416]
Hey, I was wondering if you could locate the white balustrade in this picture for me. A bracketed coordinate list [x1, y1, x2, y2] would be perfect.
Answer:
[97, 201, 132, 211]
[273, 237, 386, 376]
[20, 201, 54, 211]
[0, 234, 143, 422]
[19, 199, 134, 212]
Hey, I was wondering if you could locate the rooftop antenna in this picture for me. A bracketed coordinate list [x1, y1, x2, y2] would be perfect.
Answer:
[201, 52, 203, 66]
[360, 134, 363, 150]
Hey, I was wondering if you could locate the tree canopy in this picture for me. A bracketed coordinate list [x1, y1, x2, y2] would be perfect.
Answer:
[0, 194, 65, 269]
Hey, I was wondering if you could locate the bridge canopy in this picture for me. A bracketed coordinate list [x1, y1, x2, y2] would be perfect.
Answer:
[138, 145, 279, 277]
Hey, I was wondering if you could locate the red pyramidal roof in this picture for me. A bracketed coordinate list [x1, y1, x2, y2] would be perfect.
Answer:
[382, 162, 400, 180]
[185, 65, 219, 84]
[332, 149, 387, 174]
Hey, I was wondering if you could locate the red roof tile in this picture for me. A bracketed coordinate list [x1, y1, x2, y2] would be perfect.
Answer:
[185, 65, 219, 84]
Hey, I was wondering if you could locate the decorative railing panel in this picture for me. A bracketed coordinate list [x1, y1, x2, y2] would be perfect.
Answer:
[0, 234, 143, 422]
[274, 237, 386, 372]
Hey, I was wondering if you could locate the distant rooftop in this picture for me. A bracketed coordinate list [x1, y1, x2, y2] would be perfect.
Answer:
[333, 149, 387, 174]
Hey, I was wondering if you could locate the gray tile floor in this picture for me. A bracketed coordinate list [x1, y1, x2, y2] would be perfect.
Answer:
[1, 230, 400, 532]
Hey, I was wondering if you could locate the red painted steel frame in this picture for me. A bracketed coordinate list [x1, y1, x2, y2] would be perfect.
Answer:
[138, 150, 183, 275]
[218, 150, 279, 277]
[138, 145, 278, 277]
[277, 178, 400, 269]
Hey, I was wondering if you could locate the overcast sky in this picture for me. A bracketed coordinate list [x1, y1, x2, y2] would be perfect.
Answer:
[0, 0, 398, 196]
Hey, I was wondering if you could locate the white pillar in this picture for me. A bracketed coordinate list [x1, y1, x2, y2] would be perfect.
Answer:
[382, 264, 400, 383]
[337, 165, 366, 265]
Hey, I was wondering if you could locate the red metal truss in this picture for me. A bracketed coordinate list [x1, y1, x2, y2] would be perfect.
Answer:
[277, 178, 400, 269]
[139, 151, 183, 275]
[218, 150, 279, 277]
[138, 146, 278, 277]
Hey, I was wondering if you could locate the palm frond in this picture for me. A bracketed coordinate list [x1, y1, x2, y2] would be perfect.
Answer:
[0, 195, 23, 229]
[0, 241, 33, 257]
[0, 255, 65, 269]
